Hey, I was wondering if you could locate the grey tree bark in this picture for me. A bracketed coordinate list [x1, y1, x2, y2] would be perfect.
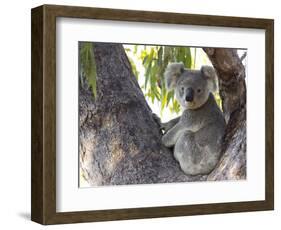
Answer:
[79, 44, 246, 186]
[204, 48, 246, 180]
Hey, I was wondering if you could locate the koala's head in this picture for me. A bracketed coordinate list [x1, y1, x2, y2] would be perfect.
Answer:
[164, 62, 217, 110]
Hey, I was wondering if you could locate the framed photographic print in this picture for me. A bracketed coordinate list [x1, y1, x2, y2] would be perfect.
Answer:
[31, 4, 274, 225]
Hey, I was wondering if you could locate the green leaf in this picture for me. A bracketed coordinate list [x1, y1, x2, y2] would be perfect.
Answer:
[161, 90, 167, 112]
[157, 47, 163, 66]
[143, 54, 148, 65]
[192, 48, 197, 68]
[166, 91, 174, 106]
[144, 61, 152, 89]
[80, 42, 97, 98]
[133, 45, 138, 54]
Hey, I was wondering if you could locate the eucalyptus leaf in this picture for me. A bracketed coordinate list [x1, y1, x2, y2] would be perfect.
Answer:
[80, 42, 97, 98]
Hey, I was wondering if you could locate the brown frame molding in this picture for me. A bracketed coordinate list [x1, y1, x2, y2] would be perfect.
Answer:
[31, 4, 274, 225]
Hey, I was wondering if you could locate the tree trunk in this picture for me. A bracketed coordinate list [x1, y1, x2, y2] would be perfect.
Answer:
[80, 44, 246, 186]
[203, 48, 246, 180]
[79, 44, 206, 186]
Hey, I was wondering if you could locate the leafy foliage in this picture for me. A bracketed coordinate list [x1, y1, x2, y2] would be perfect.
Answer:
[79, 42, 97, 98]
[132, 45, 193, 114]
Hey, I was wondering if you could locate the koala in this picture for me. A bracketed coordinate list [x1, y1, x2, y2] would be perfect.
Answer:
[160, 62, 226, 175]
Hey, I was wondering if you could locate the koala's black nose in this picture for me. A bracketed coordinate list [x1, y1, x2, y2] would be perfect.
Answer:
[185, 88, 194, 102]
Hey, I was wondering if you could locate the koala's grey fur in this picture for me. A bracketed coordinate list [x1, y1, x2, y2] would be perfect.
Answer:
[160, 62, 226, 175]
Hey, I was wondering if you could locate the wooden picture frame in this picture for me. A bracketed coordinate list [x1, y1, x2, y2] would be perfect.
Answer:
[31, 4, 274, 225]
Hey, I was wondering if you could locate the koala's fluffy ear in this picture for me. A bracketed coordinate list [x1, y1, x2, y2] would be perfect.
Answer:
[164, 62, 185, 91]
[201, 65, 218, 92]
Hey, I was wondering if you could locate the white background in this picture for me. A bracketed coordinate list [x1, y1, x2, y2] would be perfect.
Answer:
[0, 0, 279, 229]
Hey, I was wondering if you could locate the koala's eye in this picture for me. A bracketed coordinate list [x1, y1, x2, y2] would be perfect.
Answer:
[197, 89, 201, 93]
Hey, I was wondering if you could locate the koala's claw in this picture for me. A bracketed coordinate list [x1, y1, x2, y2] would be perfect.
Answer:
[160, 122, 171, 132]
[160, 124, 167, 132]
